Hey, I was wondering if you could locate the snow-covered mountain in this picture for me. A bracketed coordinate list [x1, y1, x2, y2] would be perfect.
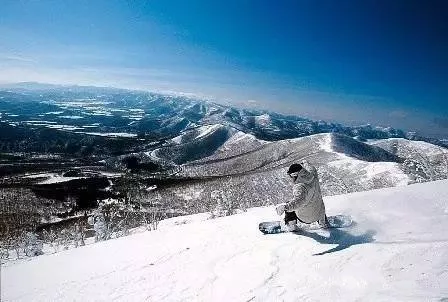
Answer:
[3, 179, 448, 301]
[157, 132, 427, 194]
[370, 138, 448, 183]
[151, 124, 240, 165]
[1, 85, 446, 148]
[131, 130, 448, 222]
[1, 85, 446, 190]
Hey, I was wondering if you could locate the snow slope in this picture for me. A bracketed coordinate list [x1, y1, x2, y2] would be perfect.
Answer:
[2, 180, 448, 301]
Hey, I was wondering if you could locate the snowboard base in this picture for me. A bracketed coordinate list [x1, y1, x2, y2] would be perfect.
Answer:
[259, 215, 353, 234]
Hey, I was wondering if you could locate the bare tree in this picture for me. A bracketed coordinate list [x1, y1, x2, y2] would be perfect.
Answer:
[42, 229, 58, 253]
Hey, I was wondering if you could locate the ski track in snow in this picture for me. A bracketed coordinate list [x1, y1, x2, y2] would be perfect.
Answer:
[2, 180, 448, 301]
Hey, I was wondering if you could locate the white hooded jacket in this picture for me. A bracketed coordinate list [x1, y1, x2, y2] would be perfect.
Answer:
[285, 160, 326, 224]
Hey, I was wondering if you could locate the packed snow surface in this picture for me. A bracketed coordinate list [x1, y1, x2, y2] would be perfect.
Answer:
[2, 180, 448, 301]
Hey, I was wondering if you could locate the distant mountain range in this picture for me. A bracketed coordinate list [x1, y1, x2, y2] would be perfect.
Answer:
[1, 82, 447, 195]
[0, 82, 446, 148]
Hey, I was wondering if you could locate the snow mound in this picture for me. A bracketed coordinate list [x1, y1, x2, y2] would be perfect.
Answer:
[2, 180, 448, 301]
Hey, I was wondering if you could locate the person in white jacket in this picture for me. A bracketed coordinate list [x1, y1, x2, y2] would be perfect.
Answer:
[276, 161, 329, 230]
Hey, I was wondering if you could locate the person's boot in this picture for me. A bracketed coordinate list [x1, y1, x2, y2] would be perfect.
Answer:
[318, 215, 330, 229]
[283, 211, 299, 231]
[280, 219, 298, 232]
[287, 220, 299, 231]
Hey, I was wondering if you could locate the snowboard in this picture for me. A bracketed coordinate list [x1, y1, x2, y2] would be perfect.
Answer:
[259, 215, 353, 234]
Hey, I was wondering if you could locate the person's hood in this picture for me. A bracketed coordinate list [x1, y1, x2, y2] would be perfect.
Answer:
[293, 160, 315, 185]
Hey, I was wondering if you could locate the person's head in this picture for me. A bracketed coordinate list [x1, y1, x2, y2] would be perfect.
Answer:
[287, 163, 303, 181]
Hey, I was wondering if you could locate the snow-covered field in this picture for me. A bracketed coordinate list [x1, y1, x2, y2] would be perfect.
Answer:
[2, 180, 448, 301]
[81, 132, 137, 138]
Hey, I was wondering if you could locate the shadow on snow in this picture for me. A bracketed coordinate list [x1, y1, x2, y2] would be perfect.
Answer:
[293, 226, 376, 256]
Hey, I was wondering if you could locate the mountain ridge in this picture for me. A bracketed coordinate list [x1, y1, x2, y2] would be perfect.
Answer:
[1, 83, 446, 146]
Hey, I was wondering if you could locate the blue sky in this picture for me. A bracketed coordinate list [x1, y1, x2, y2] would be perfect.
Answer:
[1, 0, 447, 138]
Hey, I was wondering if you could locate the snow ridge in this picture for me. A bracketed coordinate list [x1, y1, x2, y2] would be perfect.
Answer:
[195, 124, 222, 139]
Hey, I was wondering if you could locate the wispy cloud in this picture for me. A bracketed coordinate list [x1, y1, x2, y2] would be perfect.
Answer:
[0, 53, 37, 63]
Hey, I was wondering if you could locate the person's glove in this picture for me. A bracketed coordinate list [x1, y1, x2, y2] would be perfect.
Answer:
[275, 203, 286, 216]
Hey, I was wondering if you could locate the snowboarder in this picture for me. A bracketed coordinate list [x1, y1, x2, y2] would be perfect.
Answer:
[276, 161, 330, 230]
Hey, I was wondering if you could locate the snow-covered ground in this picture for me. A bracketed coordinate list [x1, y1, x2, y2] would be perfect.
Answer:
[45, 124, 84, 131]
[81, 132, 137, 138]
[22, 173, 87, 184]
[2, 180, 448, 301]
[37, 175, 87, 185]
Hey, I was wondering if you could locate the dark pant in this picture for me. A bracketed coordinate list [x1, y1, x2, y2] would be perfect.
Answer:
[284, 211, 299, 223]
[285, 211, 323, 225]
